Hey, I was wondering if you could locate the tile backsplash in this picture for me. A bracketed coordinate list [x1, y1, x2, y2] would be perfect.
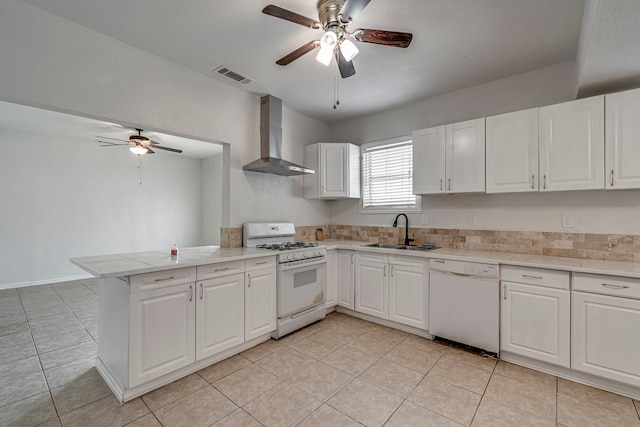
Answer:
[221, 225, 640, 263]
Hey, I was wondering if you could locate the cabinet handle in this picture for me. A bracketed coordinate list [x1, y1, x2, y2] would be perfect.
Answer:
[200, 283, 203, 300]
[255, 261, 268, 265]
[154, 276, 175, 282]
[247, 274, 251, 288]
[189, 285, 193, 302]
[391, 265, 394, 277]
[503, 284, 507, 300]
[351, 253, 354, 264]
[384, 265, 387, 277]
[440, 178, 443, 192]
[531, 175, 535, 189]
[448, 178, 451, 192]
[602, 283, 629, 290]
[543, 175, 547, 189]
[522, 275, 543, 280]
[610, 170, 614, 187]
[214, 267, 229, 272]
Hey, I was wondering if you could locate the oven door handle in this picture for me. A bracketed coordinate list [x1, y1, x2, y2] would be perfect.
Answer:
[278, 258, 327, 271]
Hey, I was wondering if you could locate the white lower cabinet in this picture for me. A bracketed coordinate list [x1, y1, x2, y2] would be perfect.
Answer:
[337, 250, 355, 310]
[389, 257, 428, 329]
[355, 252, 428, 329]
[129, 282, 196, 387]
[355, 253, 388, 319]
[196, 274, 244, 360]
[245, 267, 277, 341]
[500, 266, 570, 367]
[326, 250, 338, 308]
[572, 273, 640, 387]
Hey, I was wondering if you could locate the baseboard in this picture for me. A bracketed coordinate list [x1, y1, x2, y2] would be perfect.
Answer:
[0, 273, 94, 291]
[335, 307, 433, 339]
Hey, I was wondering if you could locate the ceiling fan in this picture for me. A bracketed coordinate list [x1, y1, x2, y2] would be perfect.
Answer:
[263, 0, 413, 78]
[96, 129, 183, 155]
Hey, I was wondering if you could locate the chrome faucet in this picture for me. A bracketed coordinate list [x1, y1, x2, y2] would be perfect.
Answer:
[393, 213, 415, 246]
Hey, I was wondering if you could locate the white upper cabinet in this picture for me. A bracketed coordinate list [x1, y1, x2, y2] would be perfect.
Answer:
[486, 108, 539, 193]
[413, 118, 485, 194]
[446, 118, 486, 193]
[413, 126, 446, 194]
[606, 88, 640, 189]
[304, 143, 360, 199]
[538, 96, 605, 191]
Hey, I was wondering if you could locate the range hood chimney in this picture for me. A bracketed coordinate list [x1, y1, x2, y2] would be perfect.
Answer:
[243, 95, 315, 176]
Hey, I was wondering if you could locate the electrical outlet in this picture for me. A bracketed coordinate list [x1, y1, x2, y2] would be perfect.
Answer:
[468, 215, 477, 227]
[562, 214, 574, 229]
[421, 214, 429, 225]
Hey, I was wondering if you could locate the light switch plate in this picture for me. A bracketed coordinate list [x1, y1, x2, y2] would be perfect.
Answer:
[421, 214, 429, 225]
[468, 215, 477, 227]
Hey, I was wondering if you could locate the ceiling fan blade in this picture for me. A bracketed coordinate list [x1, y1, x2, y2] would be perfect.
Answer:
[96, 140, 128, 146]
[96, 135, 128, 143]
[339, 0, 372, 22]
[276, 41, 320, 66]
[262, 5, 321, 29]
[152, 145, 183, 154]
[146, 148, 155, 154]
[353, 28, 413, 48]
[336, 50, 356, 78]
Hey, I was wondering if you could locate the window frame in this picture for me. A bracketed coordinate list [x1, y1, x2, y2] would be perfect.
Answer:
[359, 135, 422, 214]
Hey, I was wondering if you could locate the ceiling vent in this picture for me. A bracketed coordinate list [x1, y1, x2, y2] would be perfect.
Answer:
[213, 66, 253, 85]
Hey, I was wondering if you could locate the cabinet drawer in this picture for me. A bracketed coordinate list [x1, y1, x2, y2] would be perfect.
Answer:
[573, 273, 640, 299]
[356, 252, 388, 263]
[130, 267, 196, 293]
[389, 255, 426, 270]
[197, 260, 245, 280]
[245, 256, 276, 271]
[501, 266, 569, 290]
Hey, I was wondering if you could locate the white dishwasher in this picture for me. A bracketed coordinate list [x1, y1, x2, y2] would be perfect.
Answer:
[429, 258, 499, 354]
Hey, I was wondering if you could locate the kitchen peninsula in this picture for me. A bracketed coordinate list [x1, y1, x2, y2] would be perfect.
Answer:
[71, 246, 278, 403]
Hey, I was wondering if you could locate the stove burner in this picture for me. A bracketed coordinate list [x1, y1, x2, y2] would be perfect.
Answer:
[256, 242, 319, 251]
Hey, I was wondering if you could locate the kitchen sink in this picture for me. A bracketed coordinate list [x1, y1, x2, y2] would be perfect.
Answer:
[361, 243, 436, 251]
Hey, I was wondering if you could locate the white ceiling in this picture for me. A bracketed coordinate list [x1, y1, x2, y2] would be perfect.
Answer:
[17, 0, 586, 124]
[0, 100, 224, 159]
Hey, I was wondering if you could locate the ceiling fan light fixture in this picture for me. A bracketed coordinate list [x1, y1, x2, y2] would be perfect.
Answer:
[339, 38, 359, 62]
[129, 145, 149, 155]
[316, 46, 334, 66]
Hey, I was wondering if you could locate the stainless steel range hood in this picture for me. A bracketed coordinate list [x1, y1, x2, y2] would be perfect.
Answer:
[243, 95, 315, 176]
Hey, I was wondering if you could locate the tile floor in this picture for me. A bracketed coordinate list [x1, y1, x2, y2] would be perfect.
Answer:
[1, 280, 640, 427]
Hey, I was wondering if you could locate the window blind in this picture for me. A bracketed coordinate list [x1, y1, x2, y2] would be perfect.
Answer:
[361, 139, 416, 209]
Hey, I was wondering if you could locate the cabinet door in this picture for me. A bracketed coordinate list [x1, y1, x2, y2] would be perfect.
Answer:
[572, 291, 640, 387]
[539, 96, 604, 191]
[355, 253, 388, 319]
[501, 282, 570, 367]
[446, 118, 486, 193]
[605, 88, 640, 189]
[326, 250, 338, 308]
[321, 143, 349, 198]
[245, 268, 276, 341]
[412, 126, 446, 194]
[388, 261, 428, 329]
[196, 274, 244, 360]
[486, 109, 539, 193]
[129, 283, 195, 387]
[337, 250, 355, 310]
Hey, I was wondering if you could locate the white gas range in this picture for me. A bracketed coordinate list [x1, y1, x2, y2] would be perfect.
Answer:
[243, 223, 327, 338]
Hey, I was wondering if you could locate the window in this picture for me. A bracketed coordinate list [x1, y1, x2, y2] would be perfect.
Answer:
[360, 136, 421, 213]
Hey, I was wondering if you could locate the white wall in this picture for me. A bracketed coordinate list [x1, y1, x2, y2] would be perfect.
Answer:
[328, 61, 640, 235]
[0, 1, 331, 285]
[0, 128, 203, 287]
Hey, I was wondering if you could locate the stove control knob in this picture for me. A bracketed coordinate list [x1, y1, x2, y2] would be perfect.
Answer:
[286, 254, 293, 261]
[292, 253, 298, 259]
[315, 250, 320, 256]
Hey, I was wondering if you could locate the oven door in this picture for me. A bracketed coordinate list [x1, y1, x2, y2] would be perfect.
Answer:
[277, 258, 327, 317]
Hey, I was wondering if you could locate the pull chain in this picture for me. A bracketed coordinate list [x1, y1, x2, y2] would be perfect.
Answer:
[137, 154, 143, 186]
[333, 65, 340, 109]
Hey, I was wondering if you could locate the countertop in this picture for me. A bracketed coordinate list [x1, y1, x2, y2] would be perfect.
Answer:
[70, 246, 276, 278]
[72, 240, 640, 280]
[323, 239, 640, 279]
